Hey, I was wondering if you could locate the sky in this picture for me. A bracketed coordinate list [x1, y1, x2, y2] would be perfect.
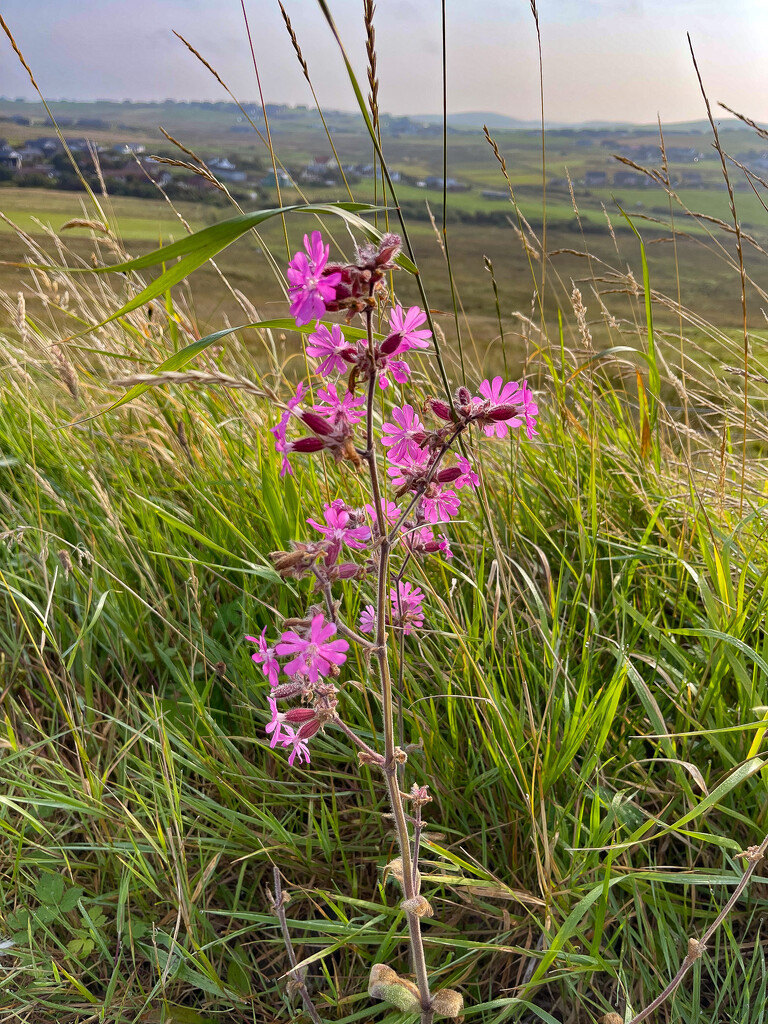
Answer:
[1, 0, 768, 124]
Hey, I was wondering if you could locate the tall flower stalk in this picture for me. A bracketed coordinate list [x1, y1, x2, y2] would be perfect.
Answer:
[251, 229, 538, 1021]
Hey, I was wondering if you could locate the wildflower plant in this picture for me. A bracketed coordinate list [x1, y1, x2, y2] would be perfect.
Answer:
[250, 228, 538, 1020]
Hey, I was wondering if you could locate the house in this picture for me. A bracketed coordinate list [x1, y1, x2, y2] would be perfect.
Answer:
[613, 171, 645, 188]
[0, 145, 22, 170]
[303, 155, 339, 181]
[584, 171, 607, 187]
[258, 169, 293, 189]
[208, 157, 247, 183]
[113, 142, 146, 155]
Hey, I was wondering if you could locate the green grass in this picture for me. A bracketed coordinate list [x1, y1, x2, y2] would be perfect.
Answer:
[3, 74, 768, 1024]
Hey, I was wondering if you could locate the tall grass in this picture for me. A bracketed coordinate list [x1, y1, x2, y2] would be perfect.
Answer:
[3, 8, 768, 1024]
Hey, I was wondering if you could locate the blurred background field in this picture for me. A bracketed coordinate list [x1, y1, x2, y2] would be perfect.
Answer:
[3, 43, 768, 1024]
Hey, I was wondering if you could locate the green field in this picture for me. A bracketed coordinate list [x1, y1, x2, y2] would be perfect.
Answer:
[3, 97, 768, 1024]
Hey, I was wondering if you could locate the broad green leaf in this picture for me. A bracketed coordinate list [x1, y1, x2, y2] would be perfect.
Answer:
[36, 872, 65, 907]
[64, 202, 415, 338]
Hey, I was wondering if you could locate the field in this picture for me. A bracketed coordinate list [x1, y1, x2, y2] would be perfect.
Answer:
[3, 90, 768, 1024]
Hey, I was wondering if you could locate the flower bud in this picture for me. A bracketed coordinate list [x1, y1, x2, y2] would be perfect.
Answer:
[456, 386, 472, 407]
[380, 332, 404, 355]
[487, 404, 520, 421]
[297, 718, 322, 740]
[271, 681, 306, 700]
[436, 466, 462, 484]
[284, 707, 316, 724]
[300, 411, 334, 436]
[290, 436, 326, 453]
[425, 397, 453, 421]
[337, 561, 364, 579]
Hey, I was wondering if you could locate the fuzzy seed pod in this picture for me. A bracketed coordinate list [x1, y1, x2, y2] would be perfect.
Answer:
[401, 895, 434, 918]
[368, 964, 421, 1014]
[431, 988, 464, 1018]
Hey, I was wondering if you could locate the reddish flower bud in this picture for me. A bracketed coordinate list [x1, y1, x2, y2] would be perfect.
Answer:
[425, 397, 452, 421]
[337, 561, 363, 579]
[285, 707, 317, 724]
[297, 718, 322, 740]
[456, 386, 472, 406]
[272, 681, 306, 700]
[380, 332, 404, 355]
[488, 404, 520, 421]
[290, 436, 326, 453]
[301, 411, 334, 436]
[436, 466, 462, 484]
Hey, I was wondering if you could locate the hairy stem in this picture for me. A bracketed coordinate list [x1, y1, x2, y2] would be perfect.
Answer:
[627, 837, 768, 1024]
[269, 867, 324, 1024]
[362, 307, 432, 1018]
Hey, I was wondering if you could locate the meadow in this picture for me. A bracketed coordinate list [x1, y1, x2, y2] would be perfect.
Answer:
[3, 36, 768, 1024]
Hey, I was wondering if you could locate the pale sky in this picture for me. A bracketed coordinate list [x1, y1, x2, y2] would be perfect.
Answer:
[1, 0, 767, 124]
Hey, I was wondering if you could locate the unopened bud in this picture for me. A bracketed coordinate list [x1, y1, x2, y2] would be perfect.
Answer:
[290, 436, 326, 453]
[456, 386, 472, 406]
[401, 895, 434, 918]
[436, 466, 462, 484]
[297, 719, 322, 740]
[368, 964, 421, 1014]
[337, 561, 364, 579]
[299, 411, 333, 436]
[284, 707, 316, 724]
[430, 988, 464, 1018]
[488, 404, 520, 421]
[271, 681, 306, 700]
[380, 332, 404, 355]
[426, 397, 452, 421]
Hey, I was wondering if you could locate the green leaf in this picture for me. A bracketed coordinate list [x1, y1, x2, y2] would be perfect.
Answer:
[95, 317, 371, 417]
[59, 886, 84, 913]
[64, 202, 414, 338]
[36, 873, 65, 907]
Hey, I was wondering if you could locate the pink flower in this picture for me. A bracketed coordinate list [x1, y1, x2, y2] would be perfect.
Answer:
[382, 404, 425, 462]
[521, 381, 539, 440]
[314, 383, 366, 426]
[306, 323, 354, 377]
[455, 456, 479, 489]
[379, 359, 411, 389]
[386, 445, 431, 488]
[246, 627, 279, 686]
[359, 605, 376, 633]
[385, 305, 432, 353]
[275, 613, 349, 683]
[422, 488, 460, 524]
[307, 500, 371, 563]
[271, 382, 307, 477]
[286, 732, 312, 766]
[478, 376, 525, 438]
[287, 231, 342, 326]
[265, 696, 292, 749]
[391, 581, 425, 635]
[365, 498, 402, 528]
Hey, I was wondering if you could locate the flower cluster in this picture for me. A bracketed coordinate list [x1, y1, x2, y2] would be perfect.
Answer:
[252, 230, 538, 768]
[247, 614, 348, 764]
